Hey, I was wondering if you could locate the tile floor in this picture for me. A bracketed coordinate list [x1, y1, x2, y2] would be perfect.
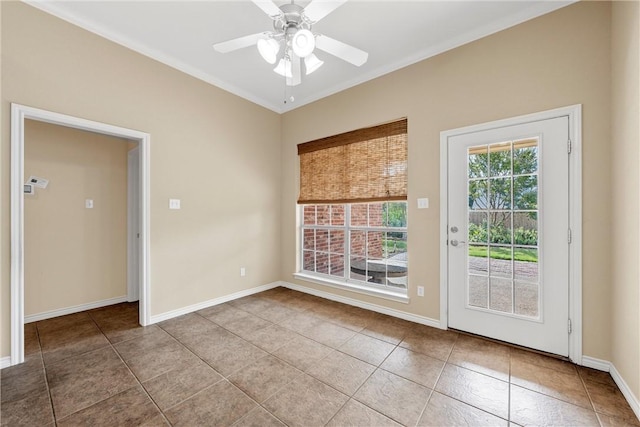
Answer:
[1, 287, 638, 426]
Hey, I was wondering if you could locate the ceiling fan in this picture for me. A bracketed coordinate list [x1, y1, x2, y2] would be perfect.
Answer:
[213, 0, 368, 87]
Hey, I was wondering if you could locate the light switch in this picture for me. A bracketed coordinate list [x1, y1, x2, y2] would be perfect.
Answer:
[169, 199, 181, 210]
[417, 198, 429, 209]
[85, 199, 94, 209]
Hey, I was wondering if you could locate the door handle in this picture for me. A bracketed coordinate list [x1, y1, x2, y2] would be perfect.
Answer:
[450, 239, 466, 247]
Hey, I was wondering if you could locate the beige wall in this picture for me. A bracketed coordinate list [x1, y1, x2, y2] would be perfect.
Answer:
[611, 1, 640, 399]
[281, 1, 613, 360]
[24, 120, 129, 317]
[1, 2, 282, 357]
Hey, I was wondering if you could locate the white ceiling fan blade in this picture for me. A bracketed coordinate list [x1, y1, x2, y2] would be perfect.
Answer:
[251, 0, 283, 18]
[213, 32, 268, 53]
[287, 54, 302, 86]
[304, 0, 347, 23]
[316, 35, 368, 66]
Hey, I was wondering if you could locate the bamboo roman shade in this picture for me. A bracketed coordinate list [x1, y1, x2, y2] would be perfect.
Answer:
[297, 119, 407, 204]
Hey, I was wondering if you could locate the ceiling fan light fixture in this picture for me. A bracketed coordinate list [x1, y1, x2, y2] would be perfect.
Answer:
[292, 29, 315, 57]
[274, 58, 292, 78]
[304, 53, 324, 75]
[257, 38, 280, 64]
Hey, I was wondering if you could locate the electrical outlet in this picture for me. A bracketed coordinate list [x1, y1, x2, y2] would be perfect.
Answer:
[417, 286, 424, 297]
[240, 267, 246, 277]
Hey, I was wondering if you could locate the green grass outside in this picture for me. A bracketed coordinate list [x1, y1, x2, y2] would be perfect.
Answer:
[468, 245, 538, 262]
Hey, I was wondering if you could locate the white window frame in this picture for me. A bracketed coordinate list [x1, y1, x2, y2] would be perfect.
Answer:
[294, 203, 409, 303]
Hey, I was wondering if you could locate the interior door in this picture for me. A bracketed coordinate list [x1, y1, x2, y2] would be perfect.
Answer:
[447, 116, 570, 356]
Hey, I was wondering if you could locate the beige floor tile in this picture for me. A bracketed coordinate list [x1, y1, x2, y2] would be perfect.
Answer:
[229, 294, 276, 315]
[0, 390, 54, 427]
[278, 311, 325, 335]
[579, 366, 618, 387]
[233, 406, 286, 427]
[56, 385, 162, 426]
[306, 350, 376, 395]
[327, 399, 401, 427]
[511, 358, 591, 408]
[38, 313, 110, 366]
[165, 380, 257, 426]
[188, 331, 268, 377]
[88, 302, 152, 344]
[339, 333, 396, 366]
[418, 391, 508, 427]
[510, 384, 600, 426]
[435, 364, 509, 419]
[46, 346, 138, 419]
[399, 326, 459, 361]
[114, 327, 200, 382]
[511, 347, 577, 376]
[597, 412, 640, 427]
[354, 369, 431, 426]
[272, 335, 332, 371]
[263, 374, 348, 427]
[301, 320, 357, 348]
[228, 355, 302, 402]
[448, 334, 510, 381]
[157, 312, 221, 342]
[197, 303, 252, 326]
[222, 313, 273, 338]
[361, 315, 412, 345]
[584, 378, 639, 423]
[1, 353, 47, 403]
[256, 302, 301, 324]
[381, 346, 445, 388]
[243, 324, 300, 353]
[24, 322, 41, 355]
[143, 359, 223, 411]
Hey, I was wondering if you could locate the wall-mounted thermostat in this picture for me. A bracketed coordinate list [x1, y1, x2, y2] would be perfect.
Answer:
[24, 184, 34, 195]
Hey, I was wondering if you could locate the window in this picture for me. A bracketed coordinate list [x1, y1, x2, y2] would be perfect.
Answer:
[296, 118, 408, 298]
[301, 202, 408, 295]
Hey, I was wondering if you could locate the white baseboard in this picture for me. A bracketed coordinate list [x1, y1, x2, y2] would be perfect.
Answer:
[0, 356, 11, 370]
[582, 356, 640, 422]
[280, 280, 442, 329]
[581, 355, 611, 372]
[149, 282, 281, 324]
[24, 296, 129, 323]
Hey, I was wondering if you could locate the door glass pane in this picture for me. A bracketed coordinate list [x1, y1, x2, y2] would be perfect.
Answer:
[515, 281, 539, 317]
[468, 180, 488, 210]
[489, 246, 512, 279]
[514, 176, 537, 210]
[468, 275, 488, 309]
[489, 212, 512, 244]
[489, 278, 513, 313]
[467, 139, 539, 319]
[468, 245, 488, 275]
[468, 146, 488, 178]
[489, 178, 511, 210]
[469, 212, 488, 243]
[489, 142, 511, 177]
[513, 139, 538, 175]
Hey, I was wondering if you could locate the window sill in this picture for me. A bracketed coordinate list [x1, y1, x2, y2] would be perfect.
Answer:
[292, 272, 410, 304]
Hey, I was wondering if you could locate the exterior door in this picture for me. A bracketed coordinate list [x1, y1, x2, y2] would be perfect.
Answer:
[447, 116, 570, 356]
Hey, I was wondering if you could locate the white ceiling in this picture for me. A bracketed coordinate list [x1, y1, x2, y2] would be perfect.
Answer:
[28, 0, 574, 113]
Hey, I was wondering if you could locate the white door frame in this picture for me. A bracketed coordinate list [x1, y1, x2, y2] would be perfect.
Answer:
[10, 103, 152, 366]
[439, 104, 582, 363]
[127, 145, 141, 302]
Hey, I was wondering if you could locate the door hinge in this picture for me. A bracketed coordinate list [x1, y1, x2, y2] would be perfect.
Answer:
[567, 228, 572, 244]
[567, 139, 572, 154]
[568, 318, 572, 334]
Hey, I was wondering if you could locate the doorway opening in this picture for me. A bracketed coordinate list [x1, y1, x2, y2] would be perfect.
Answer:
[10, 103, 151, 366]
